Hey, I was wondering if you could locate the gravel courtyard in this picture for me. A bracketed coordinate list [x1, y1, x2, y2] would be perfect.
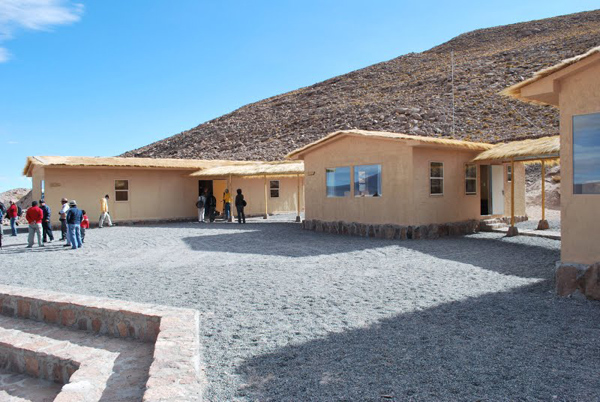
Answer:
[1, 218, 599, 401]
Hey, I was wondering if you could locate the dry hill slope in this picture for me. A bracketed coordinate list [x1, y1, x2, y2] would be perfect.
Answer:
[123, 10, 600, 161]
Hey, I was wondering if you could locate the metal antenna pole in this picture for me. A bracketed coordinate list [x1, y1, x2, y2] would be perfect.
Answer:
[451, 50, 455, 136]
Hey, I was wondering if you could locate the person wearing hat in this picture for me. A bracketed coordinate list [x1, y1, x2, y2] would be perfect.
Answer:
[59, 197, 70, 242]
[66, 200, 83, 249]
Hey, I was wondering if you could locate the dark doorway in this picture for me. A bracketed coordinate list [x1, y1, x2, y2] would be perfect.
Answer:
[480, 165, 490, 215]
[198, 180, 213, 197]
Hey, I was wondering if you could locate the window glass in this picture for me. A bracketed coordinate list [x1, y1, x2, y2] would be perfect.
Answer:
[115, 180, 129, 201]
[573, 112, 600, 194]
[270, 180, 280, 198]
[354, 164, 382, 197]
[507, 165, 512, 182]
[430, 162, 444, 195]
[326, 167, 351, 197]
[465, 164, 477, 195]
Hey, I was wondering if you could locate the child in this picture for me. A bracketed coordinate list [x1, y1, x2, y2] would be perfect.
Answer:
[80, 210, 90, 243]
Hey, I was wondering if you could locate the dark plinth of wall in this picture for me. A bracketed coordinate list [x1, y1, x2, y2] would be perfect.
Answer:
[301, 219, 481, 240]
[556, 262, 600, 300]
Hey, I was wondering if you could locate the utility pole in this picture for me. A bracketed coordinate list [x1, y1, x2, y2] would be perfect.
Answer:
[451, 50, 455, 136]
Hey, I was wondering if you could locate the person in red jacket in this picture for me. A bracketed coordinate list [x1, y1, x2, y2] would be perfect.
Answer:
[80, 210, 89, 243]
[7, 200, 18, 236]
[25, 201, 44, 248]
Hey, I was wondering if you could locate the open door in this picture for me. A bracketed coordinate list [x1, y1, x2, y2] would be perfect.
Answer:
[491, 165, 504, 215]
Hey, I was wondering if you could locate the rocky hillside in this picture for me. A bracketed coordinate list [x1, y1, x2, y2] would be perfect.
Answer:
[123, 10, 600, 161]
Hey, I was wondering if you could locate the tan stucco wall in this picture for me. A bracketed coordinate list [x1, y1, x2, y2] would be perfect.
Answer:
[229, 176, 304, 217]
[412, 147, 483, 225]
[558, 60, 600, 264]
[503, 162, 526, 218]
[301, 135, 491, 226]
[33, 167, 303, 223]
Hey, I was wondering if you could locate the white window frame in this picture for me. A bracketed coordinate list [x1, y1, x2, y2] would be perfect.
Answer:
[506, 165, 512, 182]
[465, 164, 477, 195]
[430, 162, 444, 196]
[269, 180, 280, 198]
[114, 179, 129, 202]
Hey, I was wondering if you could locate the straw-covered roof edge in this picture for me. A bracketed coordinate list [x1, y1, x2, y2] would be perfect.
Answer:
[472, 135, 560, 162]
[500, 45, 600, 104]
[286, 130, 493, 159]
[190, 161, 304, 178]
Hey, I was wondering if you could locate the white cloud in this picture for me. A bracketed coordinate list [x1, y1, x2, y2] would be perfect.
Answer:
[0, 0, 83, 62]
[6, 140, 18, 145]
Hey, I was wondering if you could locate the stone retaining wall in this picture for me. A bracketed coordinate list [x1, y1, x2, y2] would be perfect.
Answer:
[556, 262, 600, 300]
[301, 219, 481, 239]
[0, 285, 203, 401]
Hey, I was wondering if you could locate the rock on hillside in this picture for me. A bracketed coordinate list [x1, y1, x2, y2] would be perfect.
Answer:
[0, 188, 32, 226]
[123, 10, 600, 161]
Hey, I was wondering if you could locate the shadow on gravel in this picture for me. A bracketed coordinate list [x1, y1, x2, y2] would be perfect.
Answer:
[237, 284, 600, 401]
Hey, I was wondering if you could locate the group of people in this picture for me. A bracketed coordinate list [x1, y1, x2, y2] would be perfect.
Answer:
[1, 194, 114, 250]
[196, 188, 247, 224]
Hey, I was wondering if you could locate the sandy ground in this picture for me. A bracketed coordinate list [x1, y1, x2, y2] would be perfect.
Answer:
[0, 216, 598, 401]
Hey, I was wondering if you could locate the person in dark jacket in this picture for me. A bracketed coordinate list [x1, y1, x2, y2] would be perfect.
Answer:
[234, 189, 246, 224]
[206, 192, 217, 223]
[39, 200, 54, 243]
[66, 200, 83, 249]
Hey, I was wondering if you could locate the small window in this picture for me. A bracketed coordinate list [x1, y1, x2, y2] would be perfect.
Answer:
[354, 164, 382, 197]
[573, 112, 600, 194]
[270, 180, 280, 198]
[465, 164, 477, 195]
[430, 162, 444, 195]
[507, 165, 512, 182]
[326, 167, 351, 197]
[41, 180, 45, 201]
[115, 180, 129, 202]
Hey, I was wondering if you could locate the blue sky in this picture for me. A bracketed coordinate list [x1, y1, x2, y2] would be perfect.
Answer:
[0, 0, 598, 192]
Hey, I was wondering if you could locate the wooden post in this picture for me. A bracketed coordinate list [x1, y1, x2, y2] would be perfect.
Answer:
[263, 175, 268, 219]
[228, 174, 233, 222]
[507, 159, 519, 236]
[510, 159, 515, 227]
[295, 174, 301, 222]
[541, 160, 546, 221]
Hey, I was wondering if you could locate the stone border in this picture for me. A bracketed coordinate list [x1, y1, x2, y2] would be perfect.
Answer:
[0, 285, 203, 401]
[301, 219, 481, 240]
[498, 215, 529, 225]
[556, 262, 600, 300]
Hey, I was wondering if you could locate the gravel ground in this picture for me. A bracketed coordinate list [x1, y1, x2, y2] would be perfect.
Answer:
[519, 208, 561, 231]
[1, 216, 599, 401]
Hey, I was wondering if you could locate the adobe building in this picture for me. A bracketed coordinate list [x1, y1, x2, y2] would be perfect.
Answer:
[23, 156, 304, 224]
[502, 46, 600, 298]
[287, 130, 526, 238]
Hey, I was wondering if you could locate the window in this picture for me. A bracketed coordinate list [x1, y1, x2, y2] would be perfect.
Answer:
[40, 180, 45, 201]
[115, 180, 129, 201]
[270, 180, 280, 198]
[465, 164, 477, 195]
[506, 165, 512, 182]
[326, 167, 351, 197]
[430, 162, 444, 195]
[573, 112, 600, 194]
[354, 164, 382, 197]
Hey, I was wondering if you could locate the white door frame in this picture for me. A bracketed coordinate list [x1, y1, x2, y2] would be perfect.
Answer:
[491, 165, 504, 215]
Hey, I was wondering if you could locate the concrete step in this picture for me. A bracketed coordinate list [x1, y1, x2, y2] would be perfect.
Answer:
[0, 315, 153, 401]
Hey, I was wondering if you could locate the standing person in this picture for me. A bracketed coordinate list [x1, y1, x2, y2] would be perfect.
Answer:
[25, 201, 44, 248]
[0, 201, 5, 247]
[66, 200, 83, 249]
[196, 189, 207, 223]
[7, 200, 18, 236]
[99, 194, 112, 228]
[206, 192, 217, 223]
[235, 189, 246, 224]
[39, 200, 54, 243]
[80, 210, 89, 243]
[59, 198, 69, 241]
[223, 189, 232, 222]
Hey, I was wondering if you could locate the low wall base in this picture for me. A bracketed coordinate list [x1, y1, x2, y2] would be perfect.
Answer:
[556, 262, 600, 300]
[301, 219, 480, 240]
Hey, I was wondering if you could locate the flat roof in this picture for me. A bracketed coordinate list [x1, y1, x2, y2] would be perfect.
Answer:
[472, 135, 560, 162]
[286, 130, 494, 159]
[23, 156, 264, 177]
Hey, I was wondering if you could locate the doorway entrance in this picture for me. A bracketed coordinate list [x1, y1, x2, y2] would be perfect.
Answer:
[480, 165, 505, 215]
[198, 180, 213, 197]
